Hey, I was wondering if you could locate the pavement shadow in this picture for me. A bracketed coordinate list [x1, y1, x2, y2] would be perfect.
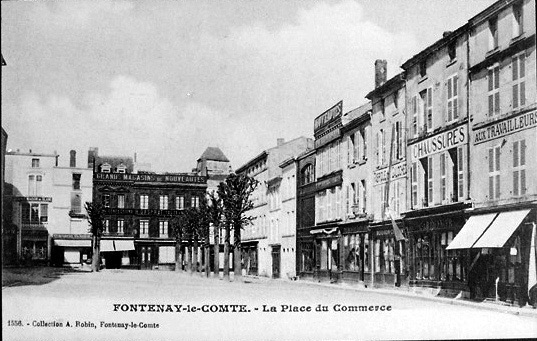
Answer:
[2, 266, 91, 288]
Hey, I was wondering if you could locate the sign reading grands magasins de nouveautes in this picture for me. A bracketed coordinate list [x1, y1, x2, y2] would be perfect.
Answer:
[473, 109, 537, 145]
[94, 173, 206, 183]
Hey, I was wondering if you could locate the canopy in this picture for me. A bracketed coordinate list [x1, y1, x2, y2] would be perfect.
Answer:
[446, 213, 497, 250]
[473, 209, 531, 248]
[114, 240, 135, 251]
[100, 240, 115, 252]
[54, 239, 91, 247]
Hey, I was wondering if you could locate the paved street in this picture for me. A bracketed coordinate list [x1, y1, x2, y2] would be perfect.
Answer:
[2, 269, 536, 341]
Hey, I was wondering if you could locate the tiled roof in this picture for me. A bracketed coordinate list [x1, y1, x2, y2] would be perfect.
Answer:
[199, 147, 229, 162]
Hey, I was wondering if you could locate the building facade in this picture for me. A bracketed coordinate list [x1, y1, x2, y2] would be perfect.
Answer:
[237, 137, 313, 278]
[296, 149, 316, 279]
[339, 103, 373, 285]
[450, 0, 536, 305]
[366, 65, 408, 288]
[90, 148, 207, 270]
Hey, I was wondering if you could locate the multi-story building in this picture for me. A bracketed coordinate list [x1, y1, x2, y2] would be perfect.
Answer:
[278, 157, 297, 279]
[90, 148, 207, 270]
[401, 23, 473, 295]
[295, 149, 316, 279]
[339, 102, 373, 285]
[447, 0, 536, 305]
[237, 137, 313, 278]
[50, 150, 93, 266]
[366, 62, 408, 288]
[4, 150, 57, 264]
[311, 101, 345, 282]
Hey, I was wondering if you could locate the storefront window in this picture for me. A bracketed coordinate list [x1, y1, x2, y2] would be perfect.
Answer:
[364, 233, 369, 272]
[300, 243, 314, 272]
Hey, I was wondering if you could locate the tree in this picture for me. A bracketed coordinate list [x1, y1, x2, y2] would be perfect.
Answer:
[207, 191, 223, 278]
[85, 202, 105, 272]
[196, 196, 212, 277]
[217, 173, 258, 281]
[170, 214, 186, 272]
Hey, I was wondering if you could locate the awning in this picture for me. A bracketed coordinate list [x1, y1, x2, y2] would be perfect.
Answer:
[54, 239, 91, 247]
[473, 209, 531, 248]
[114, 240, 135, 251]
[446, 213, 497, 250]
[100, 240, 115, 252]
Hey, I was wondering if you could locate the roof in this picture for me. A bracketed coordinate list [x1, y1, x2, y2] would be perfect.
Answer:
[198, 147, 229, 162]
[365, 73, 405, 100]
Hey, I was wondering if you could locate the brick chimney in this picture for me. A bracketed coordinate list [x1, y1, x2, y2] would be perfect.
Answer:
[70, 150, 76, 168]
[88, 147, 98, 169]
[375, 59, 387, 88]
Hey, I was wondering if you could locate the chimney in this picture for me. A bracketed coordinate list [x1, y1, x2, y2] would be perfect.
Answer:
[443, 31, 452, 38]
[88, 147, 98, 169]
[134, 152, 137, 163]
[374, 59, 387, 88]
[70, 150, 76, 168]
[277, 138, 285, 147]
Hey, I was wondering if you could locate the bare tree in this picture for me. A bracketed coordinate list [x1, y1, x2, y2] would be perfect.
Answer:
[217, 173, 258, 281]
[207, 191, 223, 278]
[85, 202, 105, 272]
[170, 214, 185, 272]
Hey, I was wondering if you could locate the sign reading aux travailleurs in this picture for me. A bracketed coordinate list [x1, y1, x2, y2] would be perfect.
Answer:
[314, 101, 343, 133]
[473, 110, 537, 145]
[94, 173, 206, 184]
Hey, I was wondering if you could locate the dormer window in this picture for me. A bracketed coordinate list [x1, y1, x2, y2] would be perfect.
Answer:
[101, 163, 111, 173]
[116, 164, 126, 174]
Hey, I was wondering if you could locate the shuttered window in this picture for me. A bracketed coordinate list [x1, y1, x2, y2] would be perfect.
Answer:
[447, 75, 458, 122]
[488, 66, 500, 116]
[512, 53, 525, 109]
[488, 146, 501, 200]
[513, 140, 526, 196]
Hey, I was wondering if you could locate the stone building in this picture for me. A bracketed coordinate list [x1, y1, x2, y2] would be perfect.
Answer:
[236, 137, 313, 278]
[90, 148, 207, 269]
[447, 0, 536, 305]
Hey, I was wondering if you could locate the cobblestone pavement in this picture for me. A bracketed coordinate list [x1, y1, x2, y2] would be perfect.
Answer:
[3, 269, 536, 341]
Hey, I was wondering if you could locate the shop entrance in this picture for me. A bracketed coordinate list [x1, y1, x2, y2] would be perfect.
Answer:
[140, 246, 154, 270]
[271, 245, 281, 279]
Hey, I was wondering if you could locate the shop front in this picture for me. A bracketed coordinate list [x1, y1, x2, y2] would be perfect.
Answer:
[52, 234, 92, 266]
[100, 237, 136, 269]
[311, 225, 340, 283]
[241, 241, 258, 276]
[370, 221, 407, 288]
[404, 203, 470, 296]
[20, 228, 49, 265]
[447, 206, 536, 306]
[340, 220, 370, 285]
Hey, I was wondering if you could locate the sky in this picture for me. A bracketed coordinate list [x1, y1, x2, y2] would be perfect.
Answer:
[1, 0, 496, 172]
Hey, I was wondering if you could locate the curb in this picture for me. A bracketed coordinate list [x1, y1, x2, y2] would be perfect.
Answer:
[243, 275, 537, 319]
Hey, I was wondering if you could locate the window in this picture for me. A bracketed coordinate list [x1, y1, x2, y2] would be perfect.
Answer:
[348, 134, 355, 164]
[419, 60, 427, 78]
[427, 156, 433, 206]
[394, 121, 403, 160]
[513, 140, 526, 196]
[28, 175, 35, 196]
[512, 3, 523, 38]
[377, 129, 385, 166]
[102, 194, 110, 208]
[71, 193, 82, 213]
[380, 98, 386, 118]
[440, 153, 447, 202]
[512, 53, 526, 109]
[104, 219, 110, 234]
[101, 163, 111, 173]
[457, 146, 465, 201]
[176, 196, 185, 210]
[40, 204, 48, 223]
[117, 194, 125, 209]
[72, 173, 81, 190]
[393, 90, 399, 110]
[31, 158, 40, 168]
[448, 42, 456, 61]
[159, 221, 169, 238]
[139, 220, 149, 238]
[360, 180, 367, 213]
[447, 75, 458, 122]
[159, 195, 169, 210]
[360, 128, 367, 160]
[191, 196, 199, 208]
[117, 219, 124, 235]
[488, 65, 500, 116]
[421, 88, 433, 132]
[488, 145, 501, 200]
[411, 96, 418, 137]
[140, 194, 149, 209]
[30, 203, 39, 223]
[489, 17, 498, 50]
[28, 175, 43, 196]
[411, 162, 418, 208]
[414, 234, 432, 280]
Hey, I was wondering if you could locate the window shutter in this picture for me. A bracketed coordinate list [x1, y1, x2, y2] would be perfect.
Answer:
[520, 169, 526, 195]
[513, 84, 519, 109]
[488, 148, 494, 172]
[513, 141, 519, 167]
[495, 146, 500, 171]
[494, 67, 500, 89]
[520, 54, 525, 77]
[520, 139, 526, 166]
[488, 69, 493, 91]
[447, 78, 452, 98]
[513, 170, 519, 196]
[495, 174, 500, 198]
[520, 82, 525, 106]
[512, 57, 518, 81]
[453, 75, 458, 96]
[489, 177, 494, 199]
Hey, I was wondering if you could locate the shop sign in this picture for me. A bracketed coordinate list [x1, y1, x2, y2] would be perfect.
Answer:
[95, 173, 206, 184]
[104, 208, 182, 217]
[411, 217, 454, 232]
[314, 101, 342, 133]
[14, 196, 52, 202]
[375, 229, 394, 237]
[473, 110, 537, 145]
[316, 172, 342, 192]
[314, 127, 341, 149]
[374, 162, 407, 185]
[410, 125, 467, 160]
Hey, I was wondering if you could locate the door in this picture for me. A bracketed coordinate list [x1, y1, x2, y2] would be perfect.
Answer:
[272, 245, 281, 278]
[141, 246, 153, 270]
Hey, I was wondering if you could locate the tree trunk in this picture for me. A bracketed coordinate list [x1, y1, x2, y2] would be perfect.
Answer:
[175, 239, 183, 272]
[205, 235, 210, 277]
[213, 232, 220, 279]
[187, 240, 193, 274]
[223, 224, 230, 281]
[193, 235, 199, 274]
[91, 235, 100, 272]
[233, 222, 242, 282]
